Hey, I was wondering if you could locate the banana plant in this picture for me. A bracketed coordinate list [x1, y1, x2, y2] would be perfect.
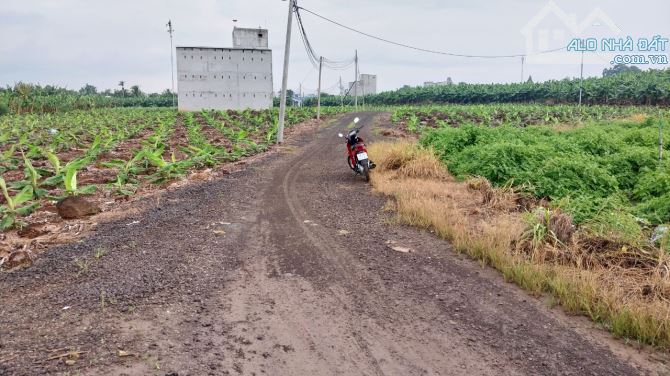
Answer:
[141, 147, 191, 183]
[103, 151, 145, 195]
[0, 144, 18, 173]
[23, 155, 47, 198]
[0, 177, 39, 230]
[62, 161, 97, 196]
[41, 150, 64, 186]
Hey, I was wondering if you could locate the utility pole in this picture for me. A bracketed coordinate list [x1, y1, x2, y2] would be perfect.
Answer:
[277, 0, 295, 144]
[299, 83, 302, 107]
[354, 49, 358, 110]
[579, 51, 584, 105]
[317, 56, 323, 120]
[339, 76, 344, 109]
[167, 20, 176, 107]
[660, 110, 664, 162]
[520, 56, 525, 82]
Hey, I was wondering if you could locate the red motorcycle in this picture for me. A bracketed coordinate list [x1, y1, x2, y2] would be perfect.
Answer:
[338, 117, 376, 181]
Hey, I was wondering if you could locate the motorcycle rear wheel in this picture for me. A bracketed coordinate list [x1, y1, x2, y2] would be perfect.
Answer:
[347, 156, 356, 171]
[362, 162, 370, 182]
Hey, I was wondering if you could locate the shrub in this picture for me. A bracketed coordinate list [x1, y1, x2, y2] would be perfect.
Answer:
[633, 168, 670, 201]
[418, 113, 670, 224]
[451, 141, 549, 185]
[420, 125, 485, 160]
[582, 210, 644, 244]
[530, 155, 619, 199]
[0, 99, 9, 116]
[635, 193, 670, 225]
[605, 147, 659, 190]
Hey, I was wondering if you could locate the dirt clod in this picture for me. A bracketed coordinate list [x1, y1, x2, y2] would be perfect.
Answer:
[56, 196, 101, 219]
[2, 250, 33, 269]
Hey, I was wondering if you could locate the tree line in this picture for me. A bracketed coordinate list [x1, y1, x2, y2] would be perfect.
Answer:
[305, 67, 670, 107]
[0, 83, 175, 115]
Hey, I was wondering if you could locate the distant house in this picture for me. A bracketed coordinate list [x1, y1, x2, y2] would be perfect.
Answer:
[347, 74, 377, 96]
[424, 78, 453, 87]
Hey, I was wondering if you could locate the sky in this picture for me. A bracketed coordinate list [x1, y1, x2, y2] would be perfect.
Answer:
[0, 0, 668, 95]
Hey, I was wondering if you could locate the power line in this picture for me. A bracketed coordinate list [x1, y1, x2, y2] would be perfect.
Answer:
[294, 4, 356, 70]
[297, 6, 566, 59]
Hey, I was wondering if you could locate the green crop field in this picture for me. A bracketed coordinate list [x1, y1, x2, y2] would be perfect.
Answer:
[391, 104, 670, 246]
[0, 107, 341, 230]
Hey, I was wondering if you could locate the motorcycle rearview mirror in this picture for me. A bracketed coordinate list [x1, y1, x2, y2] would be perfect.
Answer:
[354, 117, 360, 124]
[338, 133, 344, 138]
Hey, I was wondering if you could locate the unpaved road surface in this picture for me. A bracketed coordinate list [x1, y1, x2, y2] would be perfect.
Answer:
[1, 113, 667, 375]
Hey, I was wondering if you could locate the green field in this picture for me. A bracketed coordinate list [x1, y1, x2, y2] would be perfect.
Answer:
[392, 104, 670, 245]
[0, 107, 341, 230]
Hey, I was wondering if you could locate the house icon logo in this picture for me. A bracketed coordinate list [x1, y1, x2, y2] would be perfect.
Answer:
[521, 1, 622, 64]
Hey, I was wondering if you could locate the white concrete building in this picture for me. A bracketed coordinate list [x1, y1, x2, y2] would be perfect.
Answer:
[177, 27, 273, 111]
[424, 78, 453, 87]
[232, 27, 269, 49]
[347, 74, 377, 96]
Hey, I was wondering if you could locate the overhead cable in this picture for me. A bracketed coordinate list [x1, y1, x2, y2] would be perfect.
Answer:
[297, 6, 566, 59]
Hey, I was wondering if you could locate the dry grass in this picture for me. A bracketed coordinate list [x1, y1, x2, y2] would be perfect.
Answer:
[368, 141, 670, 348]
[371, 141, 450, 180]
[466, 177, 518, 211]
[629, 113, 650, 123]
[552, 123, 585, 133]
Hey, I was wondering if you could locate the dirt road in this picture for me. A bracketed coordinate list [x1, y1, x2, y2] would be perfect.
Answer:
[0, 113, 666, 375]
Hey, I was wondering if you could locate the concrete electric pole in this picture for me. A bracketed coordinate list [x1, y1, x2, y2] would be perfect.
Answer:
[520, 56, 525, 82]
[339, 76, 344, 109]
[277, 0, 295, 143]
[354, 49, 358, 110]
[579, 51, 584, 105]
[167, 20, 176, 107]
[317, 56, 323, 120]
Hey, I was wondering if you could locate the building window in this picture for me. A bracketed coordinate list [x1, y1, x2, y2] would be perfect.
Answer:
[254, 76, 257, 80]
[191, 55, 193, 59]
[215, 94, 217, 97]
[192, 75, 195, 78]
[251, 57, 254, 61]
[261, 58, 263, 61]
[228, 75, 231, 79]
[214, 75, 217, 78]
